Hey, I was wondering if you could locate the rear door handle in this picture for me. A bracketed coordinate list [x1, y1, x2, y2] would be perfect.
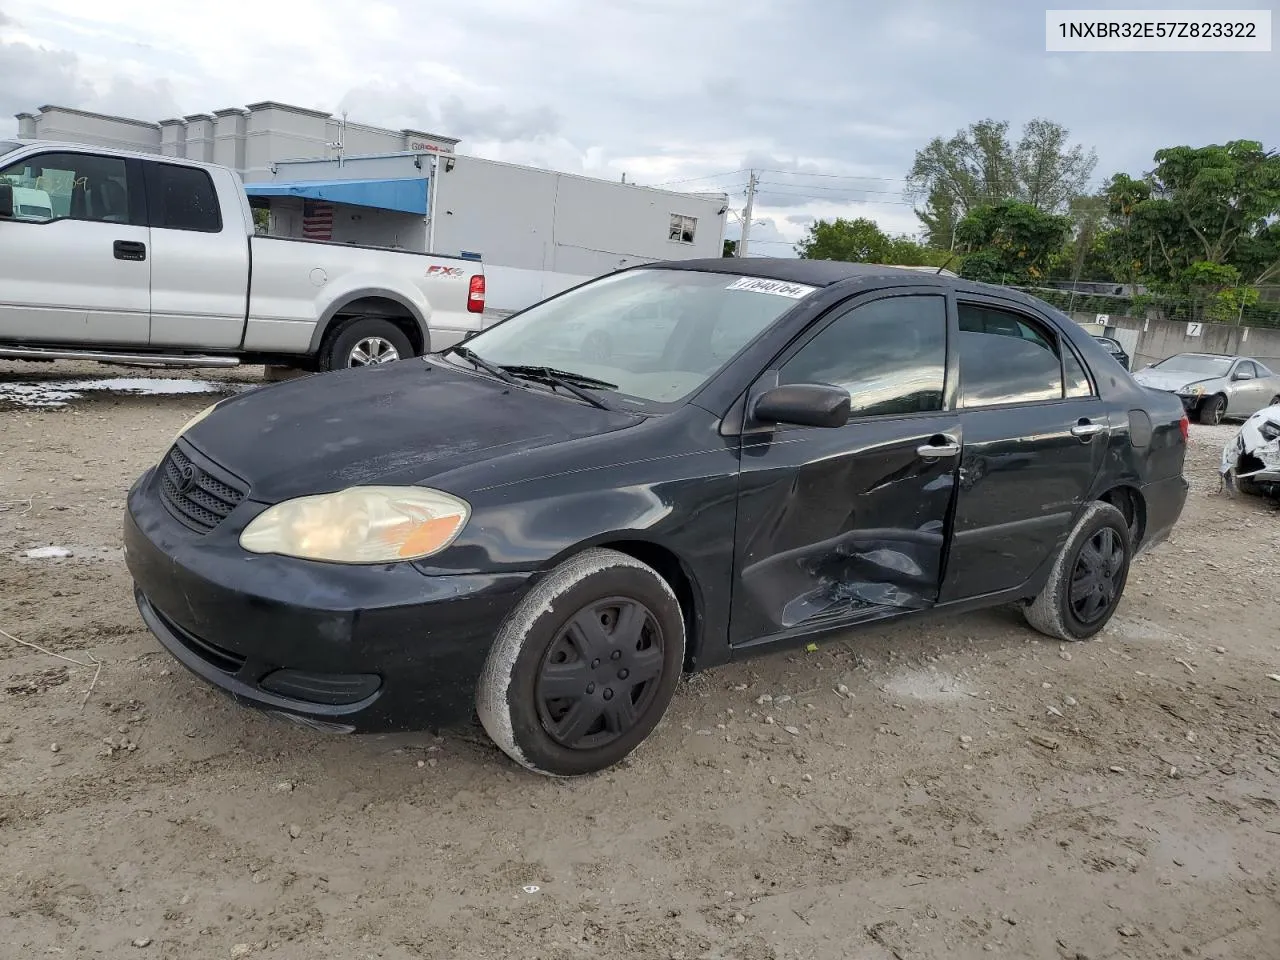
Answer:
[1070, 420, 1106, 439]
[917, 434, 961, 459]
[113, 240, 146, 261]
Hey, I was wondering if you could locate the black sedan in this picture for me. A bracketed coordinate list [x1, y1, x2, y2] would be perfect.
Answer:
[1092, 335, 1131, 371]
[123, 260, 1190, 777]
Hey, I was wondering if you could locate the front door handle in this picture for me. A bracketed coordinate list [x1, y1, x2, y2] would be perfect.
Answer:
[917, 434, 961, 459]
[113, 240, 146, 261]
[1070, 419, 1106, 439]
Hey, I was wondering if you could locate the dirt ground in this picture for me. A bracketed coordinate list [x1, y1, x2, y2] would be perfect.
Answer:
[1, 359, 1278, 960]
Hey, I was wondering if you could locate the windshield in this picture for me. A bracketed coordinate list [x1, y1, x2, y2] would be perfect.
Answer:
[453, 268, 815, 404]
[1153, 354, 1232, 377]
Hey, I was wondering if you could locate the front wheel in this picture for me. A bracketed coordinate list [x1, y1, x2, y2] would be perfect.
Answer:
[476, 548, 685, 777]
[1197, 394, 1226, 425]
[1023, 501, 1132, 642]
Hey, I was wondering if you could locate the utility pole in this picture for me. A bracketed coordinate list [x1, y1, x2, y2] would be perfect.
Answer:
[738, 170, 759, 258]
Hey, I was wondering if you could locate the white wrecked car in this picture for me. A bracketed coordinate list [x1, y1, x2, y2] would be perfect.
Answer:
[1221, 402, 1280, 498]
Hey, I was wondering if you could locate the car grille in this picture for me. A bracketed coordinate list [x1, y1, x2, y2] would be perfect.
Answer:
[158, 442, 248, 533]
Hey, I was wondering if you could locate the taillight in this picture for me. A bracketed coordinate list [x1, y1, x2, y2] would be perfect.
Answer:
[467, 274, 485, 314]
[1178, 414, 1189, 442]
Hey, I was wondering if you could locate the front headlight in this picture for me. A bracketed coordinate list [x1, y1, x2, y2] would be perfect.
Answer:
[239, 486, 470, 563]
[1177, 384, 1206, 397]
[174, 402, 220, 443]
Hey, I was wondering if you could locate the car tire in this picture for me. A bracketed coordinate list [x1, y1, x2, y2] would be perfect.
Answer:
[1196, 394, 1226, 426]
[321, 316, 415, 371]
[476, 547, 685, 777]
[1023, 501, 1132, 642]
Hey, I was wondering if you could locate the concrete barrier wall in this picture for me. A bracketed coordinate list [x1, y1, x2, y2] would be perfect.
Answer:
[1068, 312, 1280, 371]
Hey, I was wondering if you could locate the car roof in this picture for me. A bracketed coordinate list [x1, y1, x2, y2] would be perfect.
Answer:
[1169, 352, 1235, 360]
[7, 138, 224, 172]
[647, 257, 953, 287]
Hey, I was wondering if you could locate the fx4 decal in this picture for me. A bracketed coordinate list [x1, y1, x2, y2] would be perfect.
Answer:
[426, 265, 466, 278]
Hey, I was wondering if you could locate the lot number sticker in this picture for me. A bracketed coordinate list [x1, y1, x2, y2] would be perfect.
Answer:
[1187, 321, 1203, 337]
[725, 277, 816, 299]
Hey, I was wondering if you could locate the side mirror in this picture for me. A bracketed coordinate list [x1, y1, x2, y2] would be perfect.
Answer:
[0, 182, 13, 219]
[753, 383, 850, 429]
[1233, 370, 1253, 381]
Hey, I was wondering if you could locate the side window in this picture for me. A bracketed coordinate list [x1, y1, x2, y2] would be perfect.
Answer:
[147, 162, 222, 233]
[1063, 344, 1094, 398]
[0, 151, 129, 224]
[1235, 360, 1257, 379]
[780, 294, 947, 420]
[957, 303, 1064, 407]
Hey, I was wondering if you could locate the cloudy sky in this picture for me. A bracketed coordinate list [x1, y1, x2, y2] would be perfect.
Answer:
[2, 0, 1277, 253]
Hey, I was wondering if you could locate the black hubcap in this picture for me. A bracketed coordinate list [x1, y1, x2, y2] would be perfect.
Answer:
[1069, 526, 1126, 625]
[535, 597, 664, 750]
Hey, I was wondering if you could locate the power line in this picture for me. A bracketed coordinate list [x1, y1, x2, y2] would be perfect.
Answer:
[648, 168, 748, 187]
[756, 180, 911, 198]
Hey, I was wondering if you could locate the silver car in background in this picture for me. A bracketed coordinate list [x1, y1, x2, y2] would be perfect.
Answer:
[1132, 353, 1280, 425]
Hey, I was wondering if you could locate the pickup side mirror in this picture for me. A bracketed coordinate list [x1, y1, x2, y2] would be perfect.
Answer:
[753, 383, 851, 429]
[0, 182, 13, 219]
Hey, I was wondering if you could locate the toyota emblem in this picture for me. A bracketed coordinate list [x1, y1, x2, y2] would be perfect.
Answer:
[176, 463, 201, 495]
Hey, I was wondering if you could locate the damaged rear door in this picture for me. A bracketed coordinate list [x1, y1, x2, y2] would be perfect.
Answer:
[728, 288, 960, 648]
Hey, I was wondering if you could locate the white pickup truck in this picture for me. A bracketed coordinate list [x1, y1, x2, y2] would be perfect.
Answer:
[0, 139, 486, 371]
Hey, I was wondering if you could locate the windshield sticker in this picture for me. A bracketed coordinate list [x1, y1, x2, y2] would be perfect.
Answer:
[725, 277, 816, 299]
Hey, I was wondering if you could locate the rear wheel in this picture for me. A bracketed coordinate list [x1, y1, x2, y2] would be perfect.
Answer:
[476, 548, 685, 777]
[1023, 501, 1132, 642]
[320, 316, 415, 371]
[1197, 393, 1226, 425]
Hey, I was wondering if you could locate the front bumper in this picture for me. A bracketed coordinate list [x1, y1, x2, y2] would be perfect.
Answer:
[123, 466, 534, 732]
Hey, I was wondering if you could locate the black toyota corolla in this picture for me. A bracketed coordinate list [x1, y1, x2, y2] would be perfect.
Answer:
[124, 259, 1190, 776]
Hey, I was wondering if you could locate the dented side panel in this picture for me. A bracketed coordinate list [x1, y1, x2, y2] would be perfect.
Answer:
[729, 415, 962, 646]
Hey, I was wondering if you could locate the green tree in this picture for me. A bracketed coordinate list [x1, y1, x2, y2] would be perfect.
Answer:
[953, 200, 1072, 284]
[907, 118, 1097, 247]
[795, 217, 947, 266]
[722, 238, 738, 258]
[1099, 142, 1280, 316]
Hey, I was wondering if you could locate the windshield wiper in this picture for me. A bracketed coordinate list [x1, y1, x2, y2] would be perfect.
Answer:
[444, 345, 521, 386]
[498, 365, 619, 410]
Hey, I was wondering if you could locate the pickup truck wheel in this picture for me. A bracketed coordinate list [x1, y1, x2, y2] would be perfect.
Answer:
[476, 548, 685, 777]
[1023, 501, 1132, 642]
[322, 317, 414, 371]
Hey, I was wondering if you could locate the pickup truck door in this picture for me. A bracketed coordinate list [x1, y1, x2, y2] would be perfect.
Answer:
[144, 161, 249, 350]
[0, 150, 150, 344]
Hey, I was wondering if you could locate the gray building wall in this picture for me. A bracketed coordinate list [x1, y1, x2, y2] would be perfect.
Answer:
[1071, 312, 1280, 372]
[13, 103, 457, 183]
[433, 155, 728, 309]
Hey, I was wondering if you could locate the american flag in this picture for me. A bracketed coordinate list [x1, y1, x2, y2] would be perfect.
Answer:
[302, 200, 333, 241]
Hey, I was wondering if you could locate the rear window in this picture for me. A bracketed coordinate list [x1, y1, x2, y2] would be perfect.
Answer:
[146, 162, 222, 232]
[0, 141, 20, 158]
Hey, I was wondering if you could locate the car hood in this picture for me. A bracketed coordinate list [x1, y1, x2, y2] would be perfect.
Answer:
[1131, 370, 1216, 392]
[182, 359, 643, 502]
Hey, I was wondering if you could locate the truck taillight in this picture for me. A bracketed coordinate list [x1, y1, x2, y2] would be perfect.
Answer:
[1178, 414, 1189, 442]
[467, 275, 485, 314]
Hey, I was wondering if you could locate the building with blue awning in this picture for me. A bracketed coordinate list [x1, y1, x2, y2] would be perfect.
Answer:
[243, 176, 430, 215]
[245, 150, 730, 312]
